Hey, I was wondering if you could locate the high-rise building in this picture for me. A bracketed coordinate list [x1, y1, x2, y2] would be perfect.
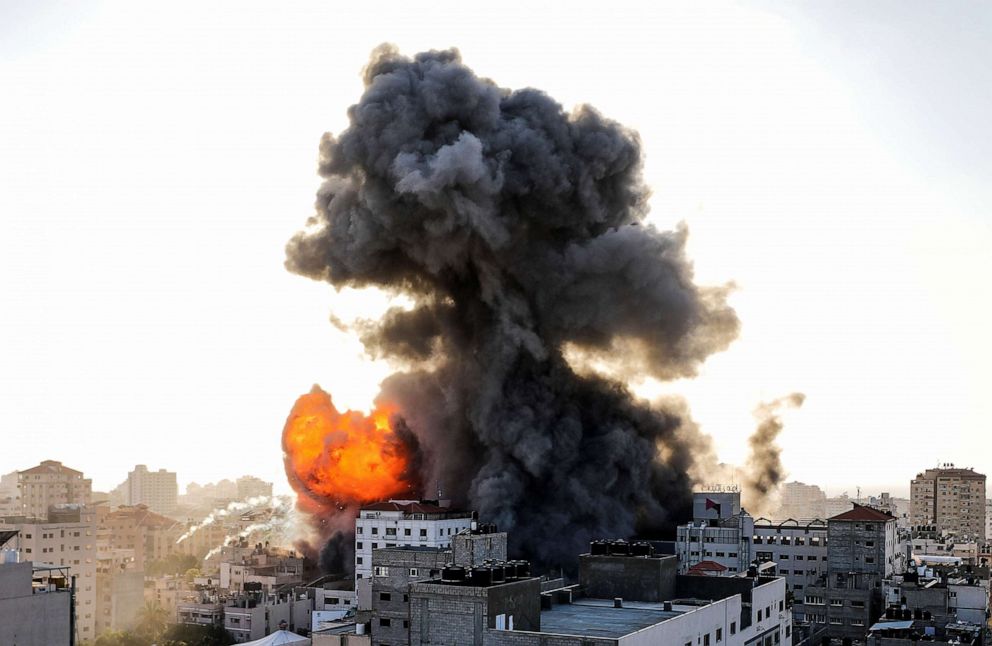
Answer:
[124, 465, 178, 516]
[776, 481, 827, 520]
[99, 504, 182, 570]
[16, 461, 92, 520]
[910, 465, 986, 542]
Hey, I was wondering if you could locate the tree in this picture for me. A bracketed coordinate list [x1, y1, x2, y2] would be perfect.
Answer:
[134, 601, 171, 640]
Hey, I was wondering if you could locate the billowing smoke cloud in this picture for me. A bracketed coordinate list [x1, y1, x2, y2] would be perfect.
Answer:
[286, 45, 740, 569]
[743, 393, 806, 515]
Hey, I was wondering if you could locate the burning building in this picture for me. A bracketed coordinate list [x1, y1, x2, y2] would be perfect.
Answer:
[280, 45, 778, 572]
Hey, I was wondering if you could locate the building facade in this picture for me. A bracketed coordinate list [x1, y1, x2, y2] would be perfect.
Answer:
[125, 465, 178, 516]
[354, 500, 475, 608]
[0, 507, 98, 641]
[16, 460, 92, 520]
[801, 505, 904, 643]
[0, 558, 72, 646]
[911, 466, 986, 543]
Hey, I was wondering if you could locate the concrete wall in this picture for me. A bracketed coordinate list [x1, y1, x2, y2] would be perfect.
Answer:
[451, 532, 507, 567]
[579, 555, 677, 602]
[409, 578, 539, 645]
[0, 562, 71, 646]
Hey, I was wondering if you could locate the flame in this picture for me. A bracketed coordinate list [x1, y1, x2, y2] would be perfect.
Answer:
[282, 385, 414, 509]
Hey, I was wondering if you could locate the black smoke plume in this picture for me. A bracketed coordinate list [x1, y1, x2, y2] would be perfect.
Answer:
[286, 46, 739, 570]
[318, 530, 355, 575]
[744, 393, 805, 514]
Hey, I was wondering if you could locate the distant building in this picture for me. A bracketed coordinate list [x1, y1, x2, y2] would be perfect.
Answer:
[16, 460, 92, 520]
[776, 481, 827, 520]
[354, 500, 475, 608]
[911, 465, 986, 543]
[0, 547, 73, 646]
[125, 465, 178, 516]
[0, 471, 20, 517]
[986, 498, 992, 544]
[877, 563, 990, 642]
[236, 476, 273, 501]
[99, 504, 183, 570]
[218, 544, 304, 593]
[96, 547, 143, 635]
[0, 506, 98, 641]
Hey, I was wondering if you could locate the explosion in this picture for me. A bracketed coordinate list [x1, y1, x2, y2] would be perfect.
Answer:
[282, 385, 419, 513]
[282, 46, 777, 571]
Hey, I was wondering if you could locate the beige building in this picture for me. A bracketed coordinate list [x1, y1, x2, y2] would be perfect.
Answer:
[910, 465, 986, 542]
[16, 460, 92, 520]
[0, 507, 98, 641]
[125, 464, 178, 516]
[776, 481, 827, 519]
[236, 476, 273, 501]
[99, 504, 183, 570]
[95, 547, 143, 635]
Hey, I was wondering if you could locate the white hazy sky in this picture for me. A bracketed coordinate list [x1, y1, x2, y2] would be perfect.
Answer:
[2, 1, 989, 498]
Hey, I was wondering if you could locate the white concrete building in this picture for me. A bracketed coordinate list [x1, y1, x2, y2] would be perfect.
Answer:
[354, 500, 474, 608]
[752, 519, 829, 597]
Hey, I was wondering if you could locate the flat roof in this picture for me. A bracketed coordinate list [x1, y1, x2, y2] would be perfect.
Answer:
[537, 598, 684, 639]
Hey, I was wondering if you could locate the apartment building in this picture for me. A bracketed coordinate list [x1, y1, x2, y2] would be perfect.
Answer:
[99, 504, 183, 570]
[911, 465, 986, 542]
[16, 460, 92, 520]
[354, 500, 474, 608]
[0, 507, 98, 641]
[776, 481, 827, 520]
[801, 505, 904, 643]
[236, 476, 274, 501]
[0, 553, 73, 646]
[125, 465, 178, 516]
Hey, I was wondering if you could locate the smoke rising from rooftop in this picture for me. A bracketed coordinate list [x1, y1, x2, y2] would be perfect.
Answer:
[286, 45, 741, 569]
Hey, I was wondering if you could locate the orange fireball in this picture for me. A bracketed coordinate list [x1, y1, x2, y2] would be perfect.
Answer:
[282, 385, 414, 507]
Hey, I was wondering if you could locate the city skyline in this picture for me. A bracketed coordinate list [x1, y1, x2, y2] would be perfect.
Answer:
[3, 2, 991, 506]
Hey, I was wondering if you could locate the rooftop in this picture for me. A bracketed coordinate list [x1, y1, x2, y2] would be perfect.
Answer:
[361, 501, 463, 514]
[829, 504, 894, 522]
[537, 598, 684, 639]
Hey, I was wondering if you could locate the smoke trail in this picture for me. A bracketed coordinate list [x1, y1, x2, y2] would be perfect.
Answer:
[200, 497, 302, 559]
[743, 393, 805, 515]
[286, 46, 739, 569]
[176, 496, 273, 544]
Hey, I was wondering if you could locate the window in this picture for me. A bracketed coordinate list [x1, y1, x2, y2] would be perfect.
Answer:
[328, 598, 339, 605]
[866, 541, 874, 547]
[403, 620, 409, 628]
[379, 618, 391, 627]
[386, 528, 396, 536]
[716, 628, 722, 642]
[356, 557, 363, 565]
[380, 592, 391, 601]
[357, 542, 363, 549]
[357, 527, 363, 534]
[731, 622, 736, 635]
[373, 566, 389, 577]
[704, 634, 710, 646]
[371, 527, 378, 535]
[419, 529, 427, 537]
[404, 528, 411, 536]
[409, 568, 419, 577]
